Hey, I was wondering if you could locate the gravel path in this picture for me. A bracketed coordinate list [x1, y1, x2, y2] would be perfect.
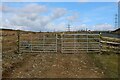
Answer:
[6, 53, 105, 78]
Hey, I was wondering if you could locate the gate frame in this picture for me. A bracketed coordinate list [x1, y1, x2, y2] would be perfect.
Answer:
[61, 33, 101, 53]
[19, 32, 101, 53]
[19, 33, 58, 53]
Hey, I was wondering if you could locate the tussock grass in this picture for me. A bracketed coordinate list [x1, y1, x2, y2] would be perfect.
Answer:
[89, 52, 118, 78]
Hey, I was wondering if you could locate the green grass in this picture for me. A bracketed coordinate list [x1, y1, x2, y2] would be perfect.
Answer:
[89, 52, 118, 78]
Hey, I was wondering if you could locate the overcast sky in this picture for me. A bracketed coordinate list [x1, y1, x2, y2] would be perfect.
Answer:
[1, 2, 118, 32]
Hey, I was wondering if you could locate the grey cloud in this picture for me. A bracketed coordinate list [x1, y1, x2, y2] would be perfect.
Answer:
[93, 24, 115, 31]
[45, 22, 66, 31]
[66, 12, 79, 22]
[1, 5, 14, 12]
[50, 8, 67, 20]
[2, 4, 47, 13]
[2, 4, 67, 31]
[22, 4, 47, 13]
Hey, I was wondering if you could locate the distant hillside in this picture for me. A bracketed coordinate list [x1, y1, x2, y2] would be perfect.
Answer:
[113, 28, 120, 34]
[0, 28, 36, 33]
[0, 28, 15, 31]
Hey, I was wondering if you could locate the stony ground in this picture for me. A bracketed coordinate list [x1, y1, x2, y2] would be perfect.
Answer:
[3, 53, 105, 78]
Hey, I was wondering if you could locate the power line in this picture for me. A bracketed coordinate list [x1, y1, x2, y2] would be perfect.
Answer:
[118, 2, 120, 28]
[67, 24, 71, 32]
[115, 14, 118, 28]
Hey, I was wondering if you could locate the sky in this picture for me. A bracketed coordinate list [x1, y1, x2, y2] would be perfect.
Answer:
[1, 0, 119, 2]
[1, 2, 118, 32]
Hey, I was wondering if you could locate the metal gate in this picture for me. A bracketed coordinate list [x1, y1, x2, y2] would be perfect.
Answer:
[19, 32, 101, 53]
[19, 33, 58, 53]
[61, 34, 101, 53]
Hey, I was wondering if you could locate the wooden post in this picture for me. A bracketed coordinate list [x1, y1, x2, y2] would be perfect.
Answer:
[56, 34, 58, 52]
[30, 33, 32, 52]
[87, 33, 88, 53]
[86, 28, 88, 53]
[86, 29, 88, 53]
[61, 34, 63, 53]
[99, 32, 102, 53]
[17, 30, 20, 53]
[74, 35, 76, 53]
[43, 35, 45, 52]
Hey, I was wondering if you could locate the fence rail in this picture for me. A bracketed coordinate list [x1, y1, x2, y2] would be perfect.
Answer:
[19, 33, 102, 53]
[19, 34, 58, 53]
[61, 34, 101, 53]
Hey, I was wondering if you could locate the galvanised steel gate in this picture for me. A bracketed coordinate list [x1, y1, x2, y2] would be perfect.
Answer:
[61, 34, 101, 53]
[19, 33, 58, 53]
[19, 32, 101, 53]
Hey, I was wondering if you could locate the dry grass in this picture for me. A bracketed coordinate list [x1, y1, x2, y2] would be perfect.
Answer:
[2, 29, 119, 78]
[89, 53, 118, 78]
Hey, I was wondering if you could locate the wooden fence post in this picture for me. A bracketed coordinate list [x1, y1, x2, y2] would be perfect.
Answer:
[61, 33, 63, 53]
[43, 35, 45, 52]
[56, 34, 58, 52]
[30, 33, 33, 52]
[17, 30, 20, 53]
[86, 28, 89, 53]
[99, 32, 102, 53]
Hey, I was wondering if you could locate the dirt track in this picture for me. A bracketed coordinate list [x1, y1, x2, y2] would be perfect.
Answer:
[4, 53, 105, 78]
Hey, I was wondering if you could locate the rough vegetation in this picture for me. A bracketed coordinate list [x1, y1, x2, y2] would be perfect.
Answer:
[1, 29, 119, 78]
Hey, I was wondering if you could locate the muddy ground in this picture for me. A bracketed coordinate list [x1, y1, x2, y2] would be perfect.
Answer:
[3, 53, 105, 78]
[2, 29, 118, 78]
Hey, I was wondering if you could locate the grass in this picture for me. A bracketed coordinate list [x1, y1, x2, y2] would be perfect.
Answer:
[2, 30, 119, 78]
[89, 36, 119, 78]
[89, 52, 118, 78]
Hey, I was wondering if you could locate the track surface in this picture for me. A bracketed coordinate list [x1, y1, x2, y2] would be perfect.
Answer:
[6, 53, 105, 78]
